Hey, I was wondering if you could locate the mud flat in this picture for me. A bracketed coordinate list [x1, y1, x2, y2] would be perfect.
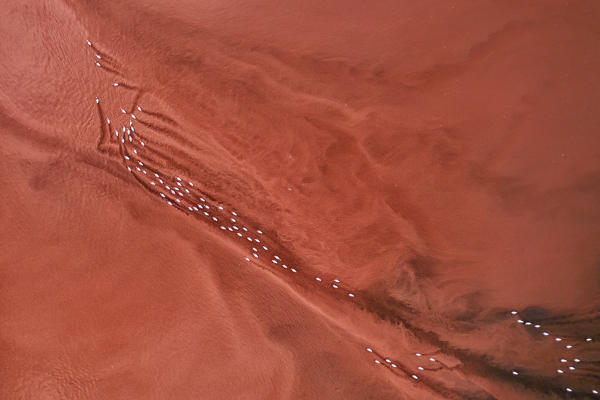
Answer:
[1, 1, 599, 399]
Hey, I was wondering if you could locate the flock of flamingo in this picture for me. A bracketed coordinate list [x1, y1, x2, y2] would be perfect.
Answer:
[86, 38, 598, 398]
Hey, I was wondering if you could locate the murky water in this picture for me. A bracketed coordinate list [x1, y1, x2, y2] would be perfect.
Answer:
[1, 1, 599, 399]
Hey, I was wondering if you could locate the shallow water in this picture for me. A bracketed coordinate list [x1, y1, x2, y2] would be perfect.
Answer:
[1, 1, 600, 399]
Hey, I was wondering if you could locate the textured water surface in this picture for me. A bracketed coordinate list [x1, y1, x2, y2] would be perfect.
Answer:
[1, 1, 600, 399]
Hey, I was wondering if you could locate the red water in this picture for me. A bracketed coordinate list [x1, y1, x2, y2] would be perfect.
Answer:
[1, 1, 600, 399]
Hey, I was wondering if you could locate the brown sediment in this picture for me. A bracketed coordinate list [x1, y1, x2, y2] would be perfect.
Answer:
[1, 0, 600, 399]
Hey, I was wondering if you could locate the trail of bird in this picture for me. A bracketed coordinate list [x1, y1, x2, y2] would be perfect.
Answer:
[85, 39, 600, 399]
